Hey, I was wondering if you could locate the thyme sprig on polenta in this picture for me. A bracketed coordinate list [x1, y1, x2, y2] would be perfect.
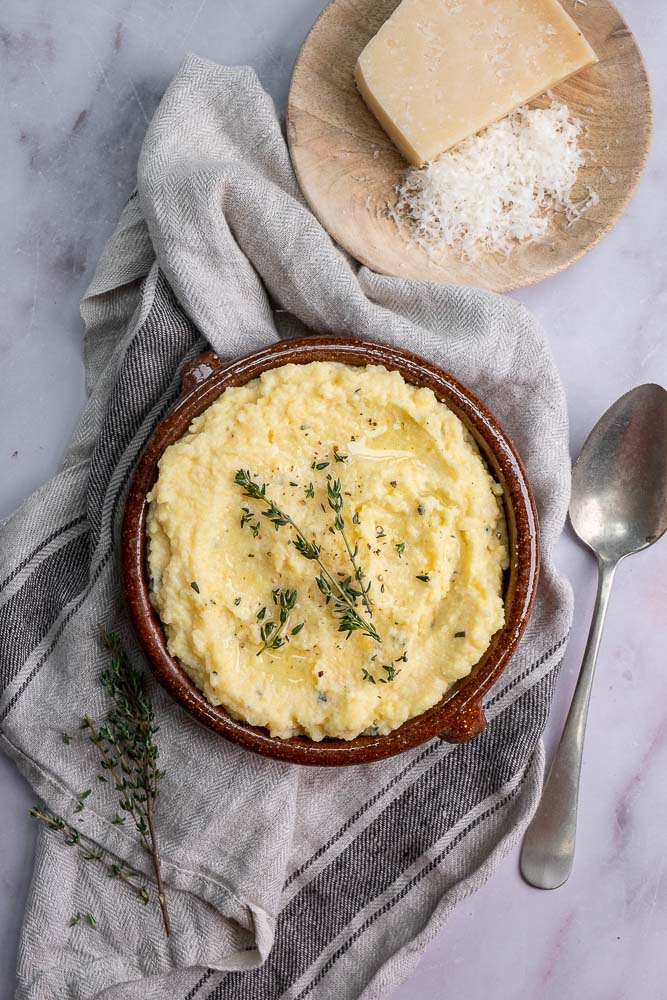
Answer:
[325, 472, 374, 619]
[361, 650, 408, 685]
[256, 588, 303, 655]
[235, 468, 381, 644]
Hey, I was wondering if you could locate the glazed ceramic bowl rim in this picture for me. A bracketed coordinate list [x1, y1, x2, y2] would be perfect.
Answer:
[121, 336, 540, 765]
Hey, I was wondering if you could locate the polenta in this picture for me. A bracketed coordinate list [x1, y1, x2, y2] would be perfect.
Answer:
[147, 362, 508, 741]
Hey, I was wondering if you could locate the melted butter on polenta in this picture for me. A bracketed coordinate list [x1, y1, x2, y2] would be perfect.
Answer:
[147, 362, 508, 741]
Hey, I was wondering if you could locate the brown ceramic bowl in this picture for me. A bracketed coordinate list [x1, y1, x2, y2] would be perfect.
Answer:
[121, 337, 539, 765]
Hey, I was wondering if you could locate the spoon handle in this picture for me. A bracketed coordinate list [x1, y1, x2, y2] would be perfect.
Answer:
[520, 557, 617, 889]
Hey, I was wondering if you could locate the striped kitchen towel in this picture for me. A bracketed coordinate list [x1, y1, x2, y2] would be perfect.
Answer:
[0, 55, 573, 1000]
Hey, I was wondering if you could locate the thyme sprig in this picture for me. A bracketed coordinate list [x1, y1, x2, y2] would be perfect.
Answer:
[29, 634, 168, 932]
[240, 507, 261, 537]
[81, 631, 170, 936]
[257, 588, 302, 655]
[325, 473, 373, 620]
[29, 805, 151, 907]
[235, 469, 380, 643]
[361, 649, 408, 685]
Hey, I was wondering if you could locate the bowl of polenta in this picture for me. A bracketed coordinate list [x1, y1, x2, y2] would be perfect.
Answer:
[121, 337, 539, 765]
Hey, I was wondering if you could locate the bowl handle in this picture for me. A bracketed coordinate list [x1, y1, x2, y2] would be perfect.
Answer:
[438, 697, 487, 743]
[180, 351, 224, 396]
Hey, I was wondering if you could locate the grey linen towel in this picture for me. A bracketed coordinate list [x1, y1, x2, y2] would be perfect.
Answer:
[1, 55, 573, 1000]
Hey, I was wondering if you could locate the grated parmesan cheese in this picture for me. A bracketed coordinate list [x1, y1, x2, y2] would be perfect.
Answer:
[393, 101, 596, 258]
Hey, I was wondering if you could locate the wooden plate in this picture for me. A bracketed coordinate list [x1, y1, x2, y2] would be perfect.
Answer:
[287, 0, 652, 292]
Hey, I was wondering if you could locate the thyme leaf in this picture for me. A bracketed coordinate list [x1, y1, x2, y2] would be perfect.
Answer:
[29, 803, 151, 921]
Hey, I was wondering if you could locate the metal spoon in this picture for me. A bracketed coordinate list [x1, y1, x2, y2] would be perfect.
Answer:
[520, 383, 667, 889]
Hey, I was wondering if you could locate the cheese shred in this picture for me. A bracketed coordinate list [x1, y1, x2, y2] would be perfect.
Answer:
[393, 101, 597, 258]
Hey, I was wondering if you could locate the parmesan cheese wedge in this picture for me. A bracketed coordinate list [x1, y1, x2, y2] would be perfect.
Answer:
[355, 0, 598, 166]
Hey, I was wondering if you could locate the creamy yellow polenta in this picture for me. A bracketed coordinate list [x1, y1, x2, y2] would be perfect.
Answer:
[147, 362, 508, 741]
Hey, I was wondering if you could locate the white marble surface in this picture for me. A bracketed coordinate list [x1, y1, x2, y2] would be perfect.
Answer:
[0, 1, 666, 997]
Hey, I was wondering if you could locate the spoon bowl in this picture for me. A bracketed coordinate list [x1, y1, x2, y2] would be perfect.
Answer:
[570, 384, 667, 563]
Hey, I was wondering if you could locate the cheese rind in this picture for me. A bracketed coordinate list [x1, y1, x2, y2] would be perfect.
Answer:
[355, 0, 598, 166]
